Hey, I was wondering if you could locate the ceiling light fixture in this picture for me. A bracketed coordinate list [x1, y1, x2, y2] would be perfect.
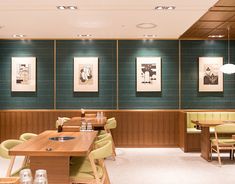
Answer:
[136, 23, 157, 29]
[78, 34, 92, 37]
[220, 27, 235, 74]
[143, 34, 156, 38]
[57, 6, 77, 10]
[12, 34, 26, 38]
[208, 35, 224, 38]
[155, 6, 175, 10]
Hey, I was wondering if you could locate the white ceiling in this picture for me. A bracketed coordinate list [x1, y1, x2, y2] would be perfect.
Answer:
[0, 0, 218, 39]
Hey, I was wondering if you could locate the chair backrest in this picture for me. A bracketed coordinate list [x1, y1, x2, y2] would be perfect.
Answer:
[215, 123, 235, 134]
[90, 141, 112, 160]
[85, 114, 96, 118]
[65, 117, 82, 126]
[0, 139, 23, 159]
[62, 125, 80, 132]
[95, 133, 112, 148]
[105, 118, 117, 130]
[19, 133, 37, 141]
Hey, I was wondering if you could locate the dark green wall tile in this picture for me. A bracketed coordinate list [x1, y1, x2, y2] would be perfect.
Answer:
[56, 40, 117, 109]
[0, 40, 54, 109]
[181, 40, 235, 109]
[118, 40, 179, 109]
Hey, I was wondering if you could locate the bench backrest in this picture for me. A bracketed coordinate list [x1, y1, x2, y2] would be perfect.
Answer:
[187, 112, 235, 128]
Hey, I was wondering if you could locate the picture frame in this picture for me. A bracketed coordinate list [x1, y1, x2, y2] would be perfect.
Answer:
[136, 57, 161, 92]
[11, 57, 36, 92]
[74, 57, 99, 92]
[198, 57, 223, 92]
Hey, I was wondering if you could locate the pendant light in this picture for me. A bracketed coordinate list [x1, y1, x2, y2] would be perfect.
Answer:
[220, 27, 235, 74]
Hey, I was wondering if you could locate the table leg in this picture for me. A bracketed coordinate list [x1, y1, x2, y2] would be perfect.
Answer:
[200, 127, 211, 161]
[30, 156, 70, 184]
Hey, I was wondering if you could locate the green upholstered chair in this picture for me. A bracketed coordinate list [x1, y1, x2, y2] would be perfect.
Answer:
[19, 133, 37, 141]
[70, 140, 112, 184]
[0, 139, 24, 177]
[211, 123, 235, 165]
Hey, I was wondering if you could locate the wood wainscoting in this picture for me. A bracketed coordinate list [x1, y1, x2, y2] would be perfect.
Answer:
[0, 110, 180, 147]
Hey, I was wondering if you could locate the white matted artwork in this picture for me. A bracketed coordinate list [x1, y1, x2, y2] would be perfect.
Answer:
[11, 57, 36, 92]
[136, 57, 161, 92]
[199, 57, 223, 92]
[74, 57, 98, 92]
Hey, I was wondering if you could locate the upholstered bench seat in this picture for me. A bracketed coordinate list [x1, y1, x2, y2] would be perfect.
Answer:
[186, 112, 235, 133]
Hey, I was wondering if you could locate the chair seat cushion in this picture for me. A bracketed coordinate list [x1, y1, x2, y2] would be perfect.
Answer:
[70, 157, 103, 179]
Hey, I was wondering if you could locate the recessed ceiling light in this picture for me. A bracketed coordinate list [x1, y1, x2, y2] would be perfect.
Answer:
[208, 35, 224, 38]
[78, 34, 92, 37]
[68, 6, 77, 10]
[155, 6, 175, 10]
[143, 34, 157, 38]
[12, 34, 26, 38]
[57, 6, 66, 10]
[136, 23, 157, 29]
[57, 6, 78, 10]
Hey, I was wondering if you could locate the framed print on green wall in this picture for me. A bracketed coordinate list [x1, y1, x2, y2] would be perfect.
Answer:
[136, 57, 161, 92]
[11, 57, 36, 92]
[74, 57, 99, 92]
[198, 57, 223, 92]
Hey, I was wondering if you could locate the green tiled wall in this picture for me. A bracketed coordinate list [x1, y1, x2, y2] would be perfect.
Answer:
[0, 40, 235, 110]
[181, 40, 235, 109]
[56, 40, 117, 109]
[118, 40, 179, 109]
[0, 40, 54, 109]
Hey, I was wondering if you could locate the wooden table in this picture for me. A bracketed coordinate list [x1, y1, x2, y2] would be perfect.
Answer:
[191, 120, 228, 161]
[9, 130, 97, 184]
[66, 117, 107, 127]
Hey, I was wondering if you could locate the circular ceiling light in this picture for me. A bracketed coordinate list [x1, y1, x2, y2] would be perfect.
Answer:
[136, 23, 157, 29]
[12, 34, 26, 38]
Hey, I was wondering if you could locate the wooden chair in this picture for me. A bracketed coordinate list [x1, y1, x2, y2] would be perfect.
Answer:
[19, 133, 37, 141]
[211, 123, 235, 165]
[85, 114, 97, 118]
[0, 139, 24, 176]
[70, 140, 112, 184]
[62, 126, 80, 132]
[99, 118, 117, 160]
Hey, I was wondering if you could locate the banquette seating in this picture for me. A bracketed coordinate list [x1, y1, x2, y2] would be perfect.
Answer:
[184, 112, 235, 152]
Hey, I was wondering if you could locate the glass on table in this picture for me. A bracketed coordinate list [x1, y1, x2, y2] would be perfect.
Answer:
[20, 168, 33, 184]
[34, 169, 48, 184]
[87, 122, 93, 131]
[80, 120, 87, 131]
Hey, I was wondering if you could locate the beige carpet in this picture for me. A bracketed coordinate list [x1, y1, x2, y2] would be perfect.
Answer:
[105, 148, 235, 184]
[0, 148, 235, 184]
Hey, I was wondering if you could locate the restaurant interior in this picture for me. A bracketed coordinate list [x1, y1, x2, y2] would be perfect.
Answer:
[0, 0, 235, 184]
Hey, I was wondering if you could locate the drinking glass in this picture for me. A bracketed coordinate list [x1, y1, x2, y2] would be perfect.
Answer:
[20, 169, 33, 184]
[96, 112, 101, 119]
[81, 121, 86, 131]
[87, 122, 92, 131]
[34, 169, 48, 184]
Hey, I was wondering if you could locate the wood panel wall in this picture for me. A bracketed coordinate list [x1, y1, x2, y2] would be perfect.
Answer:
[0, 110, 180, 147]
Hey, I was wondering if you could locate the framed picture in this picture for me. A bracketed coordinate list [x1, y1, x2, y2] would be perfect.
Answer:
[11, 57, 36, 92]
[136, 57, 161, 92]
[74, 57, 99, 92]
[198, 57, 223, 92]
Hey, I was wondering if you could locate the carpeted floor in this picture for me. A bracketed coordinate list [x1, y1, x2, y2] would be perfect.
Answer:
[0, 148, 235, 184]
[105, 148, 235, 184]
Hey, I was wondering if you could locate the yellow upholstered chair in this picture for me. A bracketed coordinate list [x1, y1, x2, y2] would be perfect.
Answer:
[0, 139, 24, 177]
[19, 133, 37, 141]
[211, 123, 235, 165]
[70, 140, 112, 184]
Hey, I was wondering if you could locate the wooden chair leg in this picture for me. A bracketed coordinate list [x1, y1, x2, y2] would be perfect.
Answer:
[6, 156, 15, 177]
[216, 146, 221, 166]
